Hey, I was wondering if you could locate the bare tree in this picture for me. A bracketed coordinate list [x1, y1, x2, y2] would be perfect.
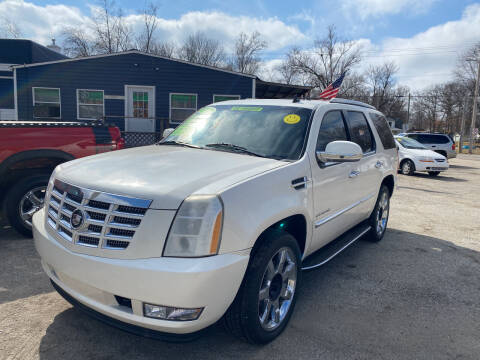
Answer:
[92, 0, 132, 53]
[178, 33, 226, 67]
[365, 61, 399, 109]
[0, 16, 23, 38]
[285, 25, 362, 88]
[61, 27, 95, 57]
[454, 42, 480, 93]
[136, 2, 158, 52]
[229, 32, 267, 75]
[150, 41, 177, 58]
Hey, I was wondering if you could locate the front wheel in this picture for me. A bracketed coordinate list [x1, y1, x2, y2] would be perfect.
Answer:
[365, 185, 390, 242]
[223, 231, 302, 344]
[400, 160, 415, 175]
[5, 173, 49, 237]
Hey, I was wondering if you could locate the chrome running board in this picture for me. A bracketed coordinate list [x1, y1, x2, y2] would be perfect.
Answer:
[301, 222, 371, 271]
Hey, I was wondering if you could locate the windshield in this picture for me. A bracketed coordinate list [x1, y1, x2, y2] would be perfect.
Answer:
[161, 105, 313, 160]
[395, 136, 427, 150]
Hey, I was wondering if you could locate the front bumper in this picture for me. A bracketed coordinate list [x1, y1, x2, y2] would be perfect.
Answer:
[413, 159, 449, 172]
[33, 210, 249, 335]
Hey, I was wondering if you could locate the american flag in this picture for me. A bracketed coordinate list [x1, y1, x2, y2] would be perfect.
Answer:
[315, 72, 346, 100]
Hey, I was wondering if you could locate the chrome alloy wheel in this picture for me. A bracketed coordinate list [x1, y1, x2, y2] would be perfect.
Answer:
[376, 191, 389, 236]
[19, 186, 46, 228]
[401, 161, 412, 175]
[258, 247, 297, 331]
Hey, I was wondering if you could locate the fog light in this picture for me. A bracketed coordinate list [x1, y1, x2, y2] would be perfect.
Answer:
[144, 303, 203, 321]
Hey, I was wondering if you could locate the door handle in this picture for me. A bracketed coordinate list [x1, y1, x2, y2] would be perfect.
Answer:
[349, 170, 360, 178]
[375, 161, 384, 169]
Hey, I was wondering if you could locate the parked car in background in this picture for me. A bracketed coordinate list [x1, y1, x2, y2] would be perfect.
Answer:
[0, 121, 124, 236]
[395, 136, 448, 177]
[399, 133, 456, 159]
[33, 98, 397, 344]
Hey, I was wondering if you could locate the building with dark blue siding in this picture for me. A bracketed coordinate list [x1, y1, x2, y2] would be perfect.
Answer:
[2, 39, 310, 140]
[11, 50, 256, 133]
[0, 39, 67, 120]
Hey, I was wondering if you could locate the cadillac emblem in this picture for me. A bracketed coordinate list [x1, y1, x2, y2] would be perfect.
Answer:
[70, 209, 85, 229]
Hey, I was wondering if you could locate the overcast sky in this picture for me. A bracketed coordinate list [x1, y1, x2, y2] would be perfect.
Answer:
[1, 0, 480, 90]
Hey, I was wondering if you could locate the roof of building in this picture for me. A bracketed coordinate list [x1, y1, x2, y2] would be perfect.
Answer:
[0, 39, 68, 65]
[11, 49, 257, 78]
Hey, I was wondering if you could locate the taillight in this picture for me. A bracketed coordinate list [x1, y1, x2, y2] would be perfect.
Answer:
[116, 137, 125, 150]
[452, 143, 455, 151]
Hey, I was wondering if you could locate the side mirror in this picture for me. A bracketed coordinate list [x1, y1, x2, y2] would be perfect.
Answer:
[162, 128, 174, 138]
[316, 141, 363, 163]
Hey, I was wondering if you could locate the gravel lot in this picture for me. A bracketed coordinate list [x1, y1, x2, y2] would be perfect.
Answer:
[1, 154, 479, 360]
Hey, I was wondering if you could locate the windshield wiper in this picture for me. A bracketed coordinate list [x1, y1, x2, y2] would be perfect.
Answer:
[205, 143, 268, 158]
[157, 140, 202, 149]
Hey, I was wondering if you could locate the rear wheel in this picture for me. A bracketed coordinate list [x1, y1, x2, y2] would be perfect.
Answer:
[400, 159, 415, 175]
[223, 231, 301, 344]
[365, 185, 390, 242]
[5, 173, 49, 237]
[428, 171, 440, 177]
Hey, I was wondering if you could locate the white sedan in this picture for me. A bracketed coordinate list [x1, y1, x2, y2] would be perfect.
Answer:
[395, 136, 448, 177]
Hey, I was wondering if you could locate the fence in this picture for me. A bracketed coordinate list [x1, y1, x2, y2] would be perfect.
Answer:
[103, 116, 172, 148]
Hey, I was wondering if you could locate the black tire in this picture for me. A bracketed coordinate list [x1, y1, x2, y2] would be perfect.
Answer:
[400, 159, 415, 175]
[223, 230, 302, 344]
[365, 185, 390, 242]
[428, 171, 440, 177]
[5, 173, 49, 237]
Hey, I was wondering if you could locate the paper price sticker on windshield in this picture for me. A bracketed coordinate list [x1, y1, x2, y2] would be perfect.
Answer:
[283, 114, 301, 124]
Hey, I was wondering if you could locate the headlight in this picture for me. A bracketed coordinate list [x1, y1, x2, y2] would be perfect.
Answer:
[163, 195, 223, 257]
[418, 157, 434, 162]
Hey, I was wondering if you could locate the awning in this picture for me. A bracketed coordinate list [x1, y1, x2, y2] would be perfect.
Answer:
[255, 78, 311, 99]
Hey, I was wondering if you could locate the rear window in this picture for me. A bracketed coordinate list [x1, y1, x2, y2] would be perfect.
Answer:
[409, 134, 450, 144]
[345, 111, 375, 153]
[369, 113, 396, 149]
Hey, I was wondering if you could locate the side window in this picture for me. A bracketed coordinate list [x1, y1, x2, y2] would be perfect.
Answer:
[316, 110, 348, 151]
[369, 113, 396, 149]
[345, 111, 375, 153]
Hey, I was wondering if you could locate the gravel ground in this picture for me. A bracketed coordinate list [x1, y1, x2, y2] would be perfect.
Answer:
[1, 154, 479, 360]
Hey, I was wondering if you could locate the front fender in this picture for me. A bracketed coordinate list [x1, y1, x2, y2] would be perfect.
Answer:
[218, 159, 314, 255]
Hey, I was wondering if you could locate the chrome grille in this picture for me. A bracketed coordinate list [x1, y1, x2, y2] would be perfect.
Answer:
[435, 158, 445, 163]
[46, 179, 151, 250]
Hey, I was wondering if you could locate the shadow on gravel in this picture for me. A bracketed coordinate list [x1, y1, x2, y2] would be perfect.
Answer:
[37, 229, 480, 360]
[448, 164, 477, 170]
[0, 222, 54, 304]
[413, 173, 468, 182]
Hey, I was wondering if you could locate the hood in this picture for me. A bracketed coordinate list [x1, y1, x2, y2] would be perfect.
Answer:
[56, 145, 286, 209]
[400, 147, 444, 159]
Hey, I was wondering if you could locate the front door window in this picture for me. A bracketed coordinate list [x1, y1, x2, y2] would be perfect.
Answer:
[133, 91, 149, 118]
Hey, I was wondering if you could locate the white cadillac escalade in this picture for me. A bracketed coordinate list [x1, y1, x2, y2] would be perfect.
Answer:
[33, 98, 397, 344]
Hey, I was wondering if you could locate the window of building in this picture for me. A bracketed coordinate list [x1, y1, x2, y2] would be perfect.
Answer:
[77, 89, 104, 120]
[345, 111, 375, 153]
[316, 110, 348, 152]
[170, 93, 197, 123]
[33, 87, 60, 118]
[213, 94, 240, 103]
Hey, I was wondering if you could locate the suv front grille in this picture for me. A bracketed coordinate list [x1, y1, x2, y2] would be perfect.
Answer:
[46, 179, 151, 251]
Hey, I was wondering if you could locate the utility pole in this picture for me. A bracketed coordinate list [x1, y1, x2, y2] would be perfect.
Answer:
[459, 97, 468, 154]
[406, 93, 411, 131]
[469, 58, 480, 154]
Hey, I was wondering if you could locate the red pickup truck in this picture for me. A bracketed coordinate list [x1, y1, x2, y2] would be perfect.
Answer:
[0, 121, 124, 236]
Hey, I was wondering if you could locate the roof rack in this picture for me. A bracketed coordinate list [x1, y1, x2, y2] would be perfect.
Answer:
[330, 98, 376, 110]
